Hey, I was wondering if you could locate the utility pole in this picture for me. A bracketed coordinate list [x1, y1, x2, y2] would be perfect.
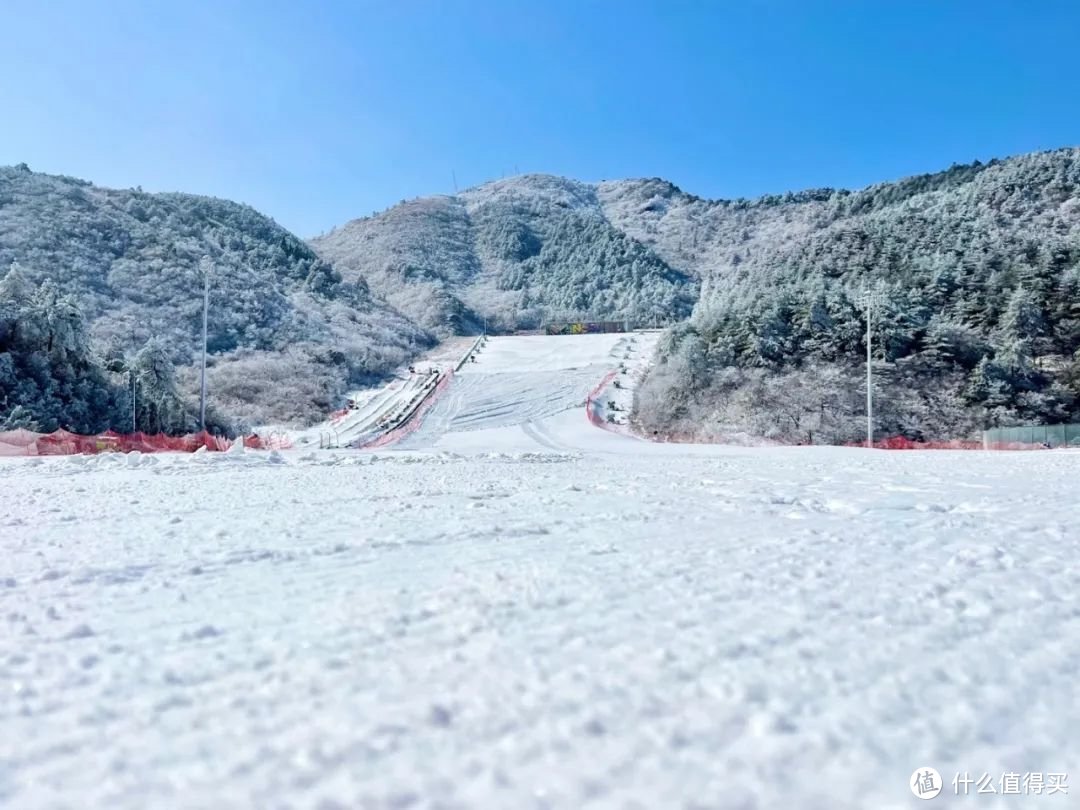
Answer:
[199, 259, 211, 431]
[864, 287, 874, 449]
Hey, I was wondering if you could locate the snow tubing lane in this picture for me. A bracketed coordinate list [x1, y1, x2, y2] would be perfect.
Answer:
[360, 371, 455, 449]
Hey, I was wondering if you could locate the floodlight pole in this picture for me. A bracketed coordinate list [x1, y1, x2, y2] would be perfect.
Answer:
[865, 290, 873, 449]
[199, 264, 210, 431]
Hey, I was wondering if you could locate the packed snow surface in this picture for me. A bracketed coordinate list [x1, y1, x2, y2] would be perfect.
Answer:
[396, 334, 636, 451]
[3, 335, 1079, 810]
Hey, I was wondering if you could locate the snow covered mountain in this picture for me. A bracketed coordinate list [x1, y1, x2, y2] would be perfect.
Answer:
[0, 165, 431, 430]
[310, 174, 698, 336]
[4, 146, 1079, 440]
[315, 148, 1080, 443]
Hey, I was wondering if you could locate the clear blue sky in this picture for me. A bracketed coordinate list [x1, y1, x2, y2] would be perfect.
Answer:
[3, 0, 1078, 236]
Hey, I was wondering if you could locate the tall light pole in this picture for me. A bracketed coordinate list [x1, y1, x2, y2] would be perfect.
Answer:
[199, 258, 211, 431]
[863, 287, 875, 449]
[128, 365, 147, 433]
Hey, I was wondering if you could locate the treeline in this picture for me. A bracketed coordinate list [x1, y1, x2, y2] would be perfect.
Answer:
[6, 148, 1079, 440]
[631, 148, 1080, 443]
[1, 264, 195, 434]
[635, 212, 1080, 442]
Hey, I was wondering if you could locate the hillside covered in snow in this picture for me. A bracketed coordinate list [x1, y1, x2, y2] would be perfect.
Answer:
[631, 148, 1080, 443]
[315, 148, 1080, 443]
[0, 165, 431, 431]
[4, 146, 1080, 441]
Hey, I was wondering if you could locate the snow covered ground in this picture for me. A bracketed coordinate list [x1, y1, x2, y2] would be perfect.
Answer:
[3, 335, 1080, 809]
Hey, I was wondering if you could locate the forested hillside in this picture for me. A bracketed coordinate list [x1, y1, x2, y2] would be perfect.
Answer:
[316, 148, 1080, 442]
[629, 148, 1080, 442]
[4, 146, 1079, 441]
[311, 174, 697, 335]
[0, 165, 430, 432]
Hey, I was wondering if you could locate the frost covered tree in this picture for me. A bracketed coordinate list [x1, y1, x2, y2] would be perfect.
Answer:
[0, 269, 120, 433]
[130, 338, 190, 434]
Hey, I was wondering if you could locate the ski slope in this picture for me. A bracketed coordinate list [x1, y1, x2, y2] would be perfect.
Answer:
[290, 332, 652, 453]
[395, 333, 652, 452]
[3, 332, 1080, 809]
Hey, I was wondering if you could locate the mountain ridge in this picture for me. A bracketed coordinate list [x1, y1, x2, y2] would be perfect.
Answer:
[314, 146, 1080, 442]
[3, 145, 1079, 440]
[311, 172, 697, 336]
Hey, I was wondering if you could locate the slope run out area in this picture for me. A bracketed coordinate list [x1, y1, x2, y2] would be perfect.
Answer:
[3, 445, 1080, 809]
[393, 333, 651, 453]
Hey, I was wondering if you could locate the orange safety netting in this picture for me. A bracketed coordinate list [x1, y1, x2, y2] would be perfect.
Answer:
[864, 436, 984, 450]
[0, 428, 292, 457]
[584, 370, 620, 430]
[857, 436, 1047, 450]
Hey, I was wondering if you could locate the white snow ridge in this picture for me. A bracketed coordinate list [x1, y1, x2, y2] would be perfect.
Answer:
[2, 333, 1079, 810]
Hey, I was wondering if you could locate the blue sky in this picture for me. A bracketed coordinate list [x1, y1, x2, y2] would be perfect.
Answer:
[3, 0, 1078, 236]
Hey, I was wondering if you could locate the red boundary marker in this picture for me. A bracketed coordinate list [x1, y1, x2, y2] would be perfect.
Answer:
[0, 428, 292, 457]
[584, 370, 620, 429]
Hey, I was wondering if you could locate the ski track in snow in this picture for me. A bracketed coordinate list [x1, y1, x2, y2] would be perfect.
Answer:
[2, 335, 1080, 810]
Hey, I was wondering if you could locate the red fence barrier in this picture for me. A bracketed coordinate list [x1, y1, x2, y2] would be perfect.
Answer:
[0, 428, 291, 457]
[863, 436, 984, 450]
[853, 436, 1052, 450]
[584, 371, 619, 429]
